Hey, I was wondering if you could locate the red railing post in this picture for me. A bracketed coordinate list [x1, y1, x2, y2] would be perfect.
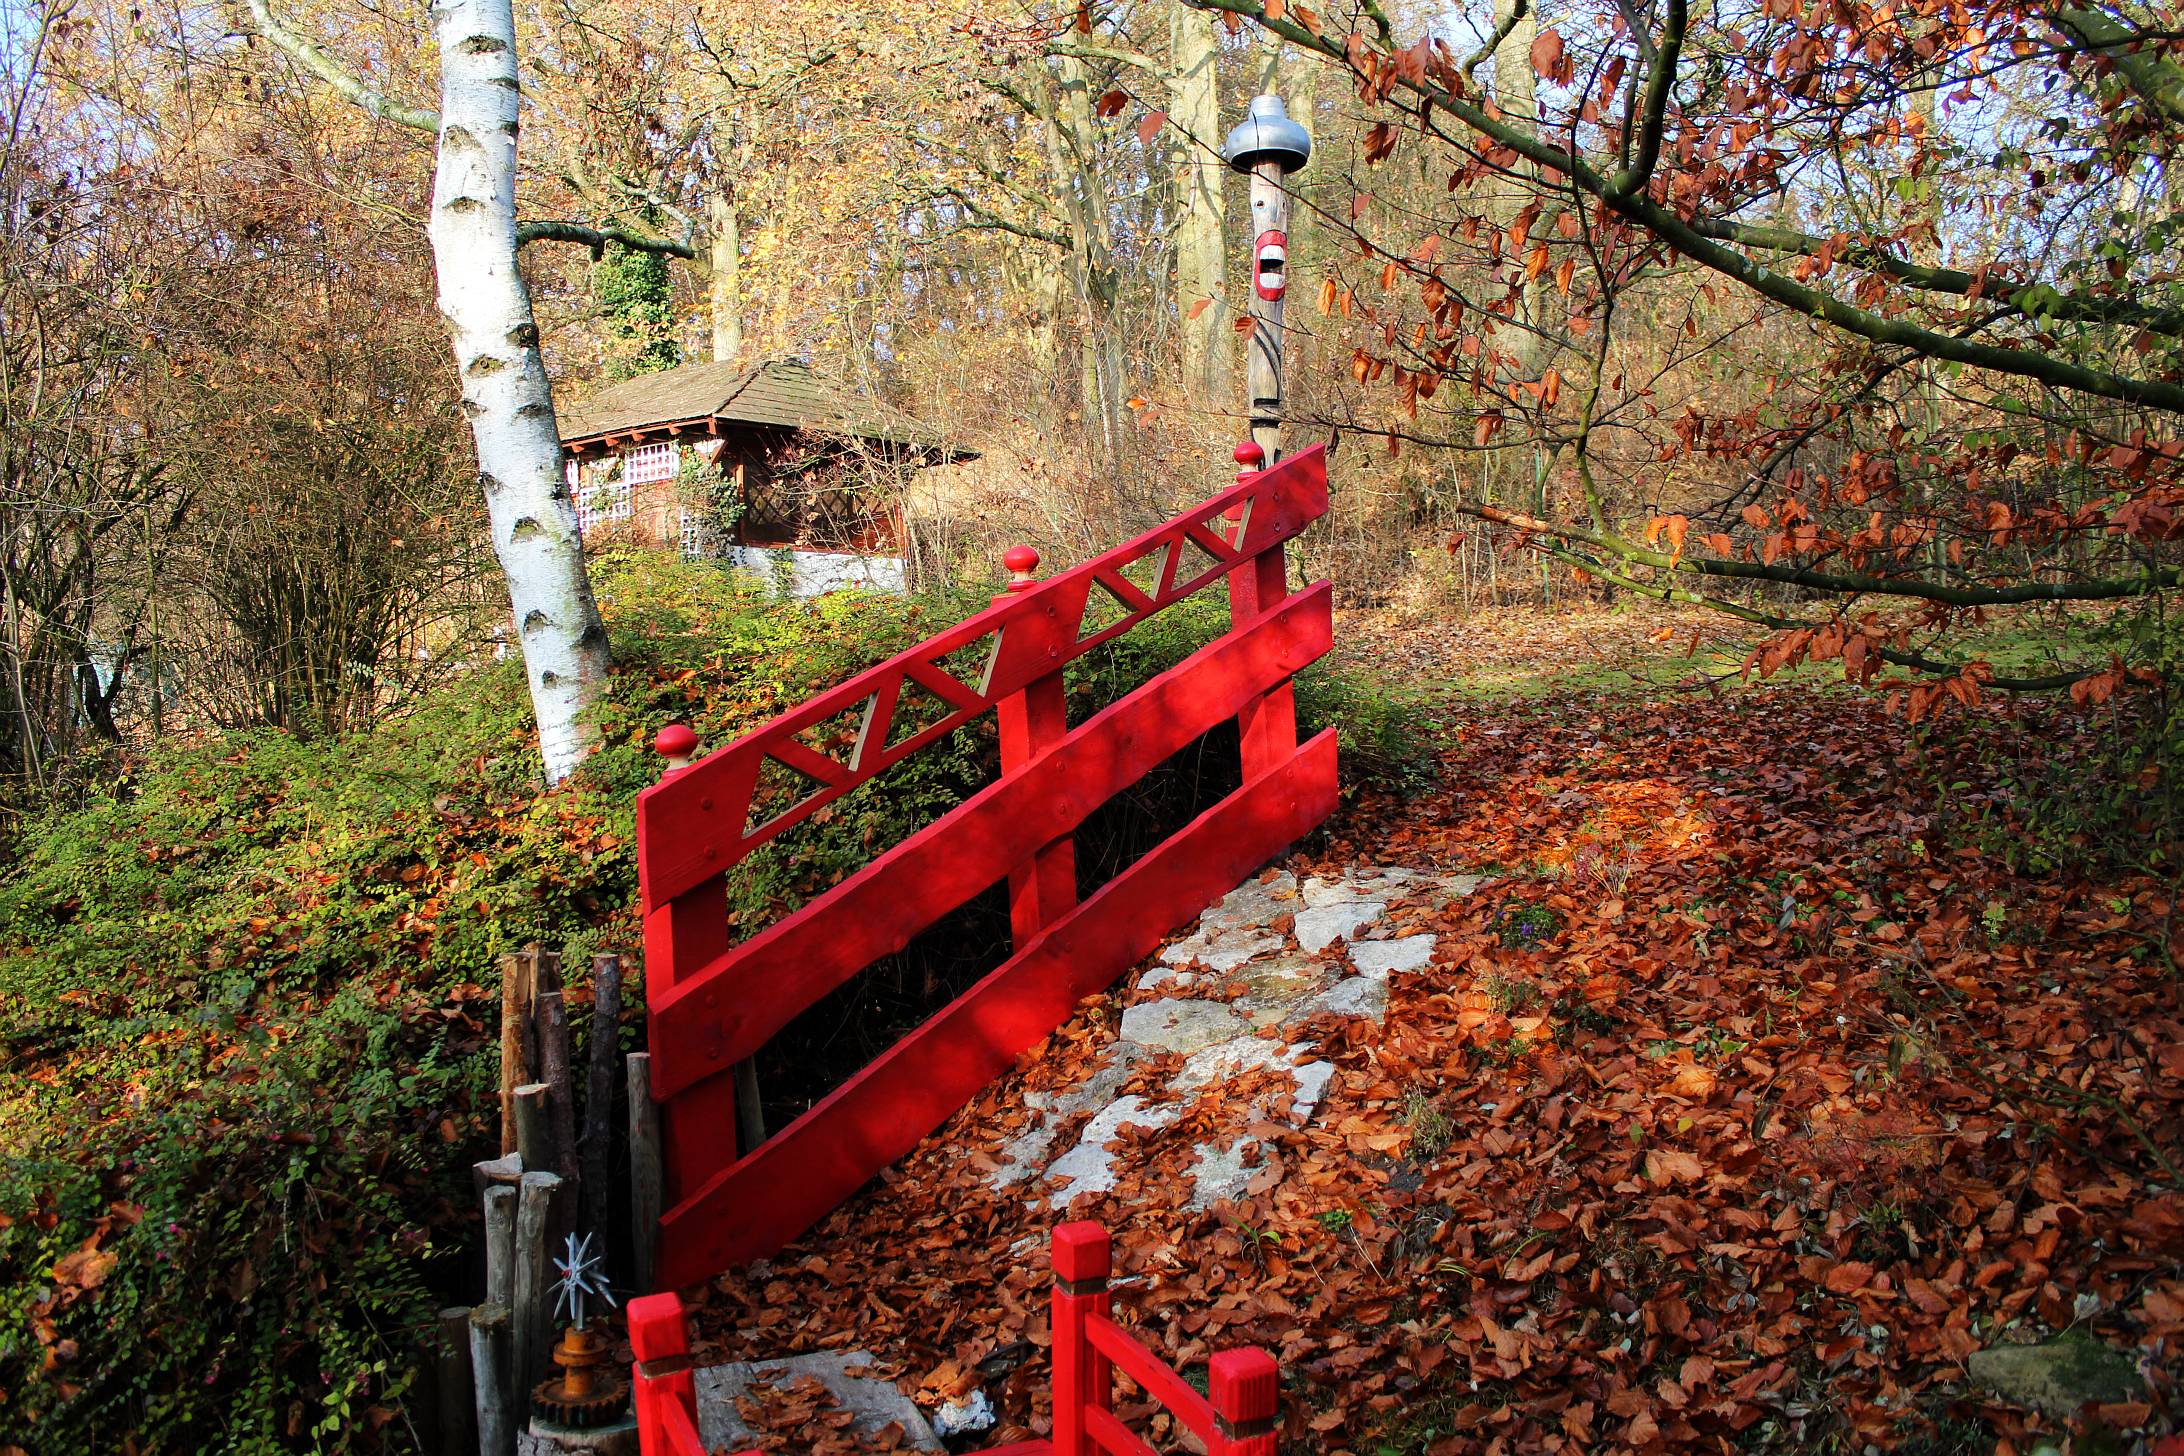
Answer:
[628, 1292, 699, 1456]
[1051, 1221, 1112, 1456]
[644, 726, 746, 1218]
[1208, 1346, 1280, 1456]
[995, 547, 1077, 946]
[1225, 445, 1299, 779]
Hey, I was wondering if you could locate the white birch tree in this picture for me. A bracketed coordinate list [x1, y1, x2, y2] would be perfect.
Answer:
[426, 0, 610, 783]
[241, 0, 659, 783]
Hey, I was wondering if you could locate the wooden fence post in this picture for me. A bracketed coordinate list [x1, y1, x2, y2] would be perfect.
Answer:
[628, 1291, 700, 1456]
[1208, 1346, 1280, 1456]
[1051, 1221, 1111, 1456]
[995, 546, 1077, 947]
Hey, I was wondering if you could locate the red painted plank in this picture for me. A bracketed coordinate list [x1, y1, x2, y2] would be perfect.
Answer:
[645, 585, 1334, 1101]
[654, 729, 1339, 1283]
[637, 447, 1328, 903]
[1084, 1315, 1219, 1445]
[1085, 1409, 1161, 1456]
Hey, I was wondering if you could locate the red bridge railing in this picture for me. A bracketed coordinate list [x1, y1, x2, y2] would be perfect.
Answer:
[628, 1221, 1279, 1456]
[636, 445, 1336, 1287]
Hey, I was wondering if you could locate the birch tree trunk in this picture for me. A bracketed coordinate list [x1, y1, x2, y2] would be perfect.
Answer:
[429, 0, 611, 783]
[1169, 3, 1229, 408]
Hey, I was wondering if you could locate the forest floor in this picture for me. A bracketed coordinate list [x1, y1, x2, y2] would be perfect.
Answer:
[686, 603, 2183, 1456]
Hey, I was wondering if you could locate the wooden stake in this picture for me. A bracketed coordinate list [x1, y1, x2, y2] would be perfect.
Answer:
[511, 1170, 563, 1395]
[582, 953, 624, 1249]
[468, 1303, 513, 1456]
[512, 1082, 551, 1175]
[627, 1051, 661, 1292]
[434, 1307, 476, 1456]
[497, 949, 537, 1156]
[534, 948, 579, 1186]
[482, 1183, 517, 1310]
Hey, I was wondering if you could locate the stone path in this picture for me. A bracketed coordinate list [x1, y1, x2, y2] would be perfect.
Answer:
[692, 862, 1479, 1445]
[990, 863, 1480, 1212]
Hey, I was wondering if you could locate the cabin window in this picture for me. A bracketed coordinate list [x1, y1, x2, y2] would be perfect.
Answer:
[624, 441, 677, 485]
[571, 457, 632, 534]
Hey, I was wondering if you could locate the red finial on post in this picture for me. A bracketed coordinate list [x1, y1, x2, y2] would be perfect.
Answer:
[1003, 544, 1041, 593]
[654, 723, 698, 773]
[1233, 441, 1267, 491]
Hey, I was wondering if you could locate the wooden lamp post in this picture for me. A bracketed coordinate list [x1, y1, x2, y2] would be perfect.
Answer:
[1221, 94, 1312, 465]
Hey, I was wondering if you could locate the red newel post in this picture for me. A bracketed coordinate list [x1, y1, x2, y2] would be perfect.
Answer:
[653, 723, 699, 770]
[628, 1292, 700, 1456]
[1208, 1346, 1280, 1456]
[1222, 447, 1297, 778]
[994, 547, 1077, 947]
[1051, 1221, 1112, 1456]
[643, 724, 745, 1218]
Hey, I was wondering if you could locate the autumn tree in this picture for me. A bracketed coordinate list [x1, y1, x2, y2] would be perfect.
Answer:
[1185, 0, 2184, 708]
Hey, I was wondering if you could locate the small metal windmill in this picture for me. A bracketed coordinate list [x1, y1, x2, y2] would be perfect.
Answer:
[531, 1232, 629, 1427]
[551, 1232, 617, 1331]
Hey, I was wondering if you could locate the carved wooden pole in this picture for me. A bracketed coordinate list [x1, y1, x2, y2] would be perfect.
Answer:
[1222, 95, 1311, 464]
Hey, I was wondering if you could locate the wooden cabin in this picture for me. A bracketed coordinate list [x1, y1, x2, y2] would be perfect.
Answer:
[556, 359, 960, 593]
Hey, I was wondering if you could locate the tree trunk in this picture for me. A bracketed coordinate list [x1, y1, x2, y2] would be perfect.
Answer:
[428, 0, 611, 784]
[708, 188, 743, 364]
[1169, 3, 1228, 408]
[1490, 0, 1546, 381]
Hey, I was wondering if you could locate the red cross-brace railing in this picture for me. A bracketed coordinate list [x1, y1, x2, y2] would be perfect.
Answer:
[636, 444, 1336, 1287]
[627, 1220, 1280, 1456]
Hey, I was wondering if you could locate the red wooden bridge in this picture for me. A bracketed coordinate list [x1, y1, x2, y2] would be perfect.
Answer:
[635, 443, 1336, 1288]
[628, 1221, 1279, 1456]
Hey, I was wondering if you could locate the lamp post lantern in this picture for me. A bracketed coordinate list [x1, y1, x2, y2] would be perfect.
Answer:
[1222, 94, 1311, 464]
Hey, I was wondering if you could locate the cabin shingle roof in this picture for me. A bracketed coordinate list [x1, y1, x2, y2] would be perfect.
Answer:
[557, 359, 941, 448]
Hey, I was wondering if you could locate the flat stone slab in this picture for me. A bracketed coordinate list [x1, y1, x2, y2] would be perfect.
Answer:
[696, 1350, 940, 1451]
[1199, 871, 1299, 932]
[1189, 1137, 1260, 1210]
[1287, 974, 1389, 1026]
[1117, 998, 1251, 1055]
[990, 862, 1477, 1205]
[1966, 1335, 2143, 1420]
[1350, 935, 1436, 978]
[994, 1046, 1147, 1186]
[1044, 1095, 1181, 1204]
[1295, 900, 1386, 954]
[1161, 928, 1284, 971]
